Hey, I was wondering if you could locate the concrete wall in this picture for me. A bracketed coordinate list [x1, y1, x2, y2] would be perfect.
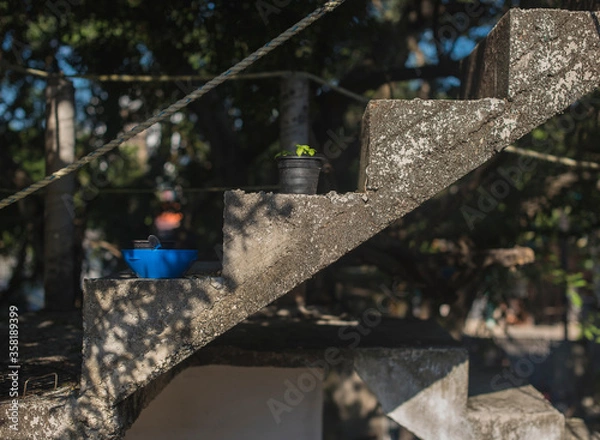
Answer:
[124, 366, 323, 440]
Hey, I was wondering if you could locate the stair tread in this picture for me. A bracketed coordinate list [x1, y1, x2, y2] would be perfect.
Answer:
[468, 385, 557, 415]
[467, 386, 565, 440]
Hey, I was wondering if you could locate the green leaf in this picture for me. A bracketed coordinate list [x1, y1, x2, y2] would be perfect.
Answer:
[295, 144, 316, 156]
[274, 151, 291, 158]
[568, 291, 583, 308]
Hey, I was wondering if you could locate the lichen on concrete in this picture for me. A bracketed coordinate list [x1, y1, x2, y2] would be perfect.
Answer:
[358, 98, 506, 193]
[462, 9, 600, 102]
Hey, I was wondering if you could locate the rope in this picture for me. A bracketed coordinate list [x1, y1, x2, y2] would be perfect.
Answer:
[504, 145, 600, 170]
[0, 185, 280, 194]
[0, 0, 347, 210]
[0, 61, 52, 78]
[0, 63, 369, 103]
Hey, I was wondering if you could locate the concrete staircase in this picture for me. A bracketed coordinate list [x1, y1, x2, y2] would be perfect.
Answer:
[79, 97, 520, 438]
[4, 8, 599, 440]
[356, 349, 566, 440]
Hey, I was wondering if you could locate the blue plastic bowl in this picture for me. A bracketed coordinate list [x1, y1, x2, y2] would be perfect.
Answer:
[122, 249, 198, 279]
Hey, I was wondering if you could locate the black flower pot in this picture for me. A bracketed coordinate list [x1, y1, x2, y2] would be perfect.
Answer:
[277, 156, 324, 194]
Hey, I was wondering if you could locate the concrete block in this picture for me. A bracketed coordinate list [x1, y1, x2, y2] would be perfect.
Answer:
[462, 9, 600, 142]
[358, 98, 506, 193]
[0, 392, 80, 440]
[463, 9, 600, 101]
[222, 190, 378, 290]
[467, 385, 565, 440]
[223, 98, 525, 296]
[353, 347, 472, 440]
[81, 277, 225, 403]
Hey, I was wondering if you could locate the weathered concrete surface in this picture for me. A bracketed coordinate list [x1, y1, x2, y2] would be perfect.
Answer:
[0, 391, 81, 440]
[358, 99, 506, 193]
[354, 348, 471, 440]
[462, 9, 600, 103]
[82, 274, 458, 406]
[461, 8, 510, 101]
[221, 89, 570, 344]
[467, 385, 565, 440]
[81, 277, 226, 404]
[76, 351, 198, 439]
[222, 191, 379, 291]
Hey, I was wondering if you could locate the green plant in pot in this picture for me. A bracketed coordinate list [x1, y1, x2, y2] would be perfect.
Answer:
[275, 144, 324, 194]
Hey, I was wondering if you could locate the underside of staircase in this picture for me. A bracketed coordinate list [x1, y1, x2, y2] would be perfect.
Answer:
[3, 8, 600, 440]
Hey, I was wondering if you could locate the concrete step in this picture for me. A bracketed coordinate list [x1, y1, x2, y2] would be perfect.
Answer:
[357, 356, 569, 440]
[467, 386, 565, 440]
[462, 9, 600, 114]
[565, 417, 600, 440]
[354, 346, 470, 440]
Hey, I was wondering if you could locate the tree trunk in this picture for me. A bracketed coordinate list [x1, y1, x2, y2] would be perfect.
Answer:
[277, 73, 310, 309]
[280, 74, 310, 152]
[44, 77, 76, 311]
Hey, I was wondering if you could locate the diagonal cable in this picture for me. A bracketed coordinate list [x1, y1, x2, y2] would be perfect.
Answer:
[0, 0, 346, 210]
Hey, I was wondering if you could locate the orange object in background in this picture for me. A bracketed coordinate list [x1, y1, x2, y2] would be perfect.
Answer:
[154, 211, 183, 232]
